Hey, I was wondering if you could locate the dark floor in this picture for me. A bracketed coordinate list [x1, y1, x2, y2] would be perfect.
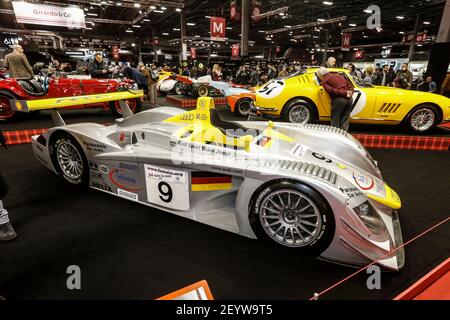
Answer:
[1, 96, 449, 136]
[0, 146, 448, 300]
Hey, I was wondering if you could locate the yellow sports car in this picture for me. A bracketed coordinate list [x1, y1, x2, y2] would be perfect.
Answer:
[235, 68, 450, 133]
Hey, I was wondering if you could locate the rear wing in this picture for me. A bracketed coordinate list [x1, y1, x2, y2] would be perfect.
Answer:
[10, 89, 144, 126]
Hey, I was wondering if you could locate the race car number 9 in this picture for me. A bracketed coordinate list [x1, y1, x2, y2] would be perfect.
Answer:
[256, 80, 285, 99]
[144, 164, 189, 210]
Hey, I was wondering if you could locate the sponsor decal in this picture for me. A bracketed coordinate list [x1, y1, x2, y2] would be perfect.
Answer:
[83, 141, 106, 153]
[256, 136, 272, 147]
[117, 188, 138, 202]
[312, 152, 333, 163]
[109, 168, 143, 192]
[89, 161, 99, 171]
[119, 163, 138, 172]
[336, 163, 347, 170]
[352, 171, 374, 190]
[191, 171, 232, 192]
[100, 165, 109, 174]
[339, 187, 363, 198]
[291, 144, 309, 157]
[210, 166, 243, 175]
[92, 182, 112, 192]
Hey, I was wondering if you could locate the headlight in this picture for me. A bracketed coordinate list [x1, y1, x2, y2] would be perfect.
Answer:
[353, 201, 387, 235]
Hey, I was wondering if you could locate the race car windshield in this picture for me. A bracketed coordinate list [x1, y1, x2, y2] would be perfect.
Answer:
[348, 74, 374, 88]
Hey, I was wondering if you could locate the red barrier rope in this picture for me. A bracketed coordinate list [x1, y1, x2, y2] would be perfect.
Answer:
[309, 216, 450, 300]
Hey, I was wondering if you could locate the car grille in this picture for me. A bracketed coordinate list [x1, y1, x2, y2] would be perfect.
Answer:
[256, 159, 338, 185]
[378, 103, 402, 114]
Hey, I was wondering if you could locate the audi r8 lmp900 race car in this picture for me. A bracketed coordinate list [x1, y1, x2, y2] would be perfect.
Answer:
[19, 95, 405, 270]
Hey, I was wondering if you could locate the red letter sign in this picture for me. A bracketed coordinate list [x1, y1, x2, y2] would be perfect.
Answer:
[210, 17, 226, 41]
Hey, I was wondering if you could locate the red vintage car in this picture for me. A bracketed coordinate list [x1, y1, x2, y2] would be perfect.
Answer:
[0, 72, 142, 120]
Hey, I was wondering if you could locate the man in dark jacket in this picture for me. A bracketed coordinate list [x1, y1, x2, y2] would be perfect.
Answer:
[88, 53, 110, 79]
[123, 66, 148, 94]
[0, 131, 17, 241]
[317, 67, 354, 131]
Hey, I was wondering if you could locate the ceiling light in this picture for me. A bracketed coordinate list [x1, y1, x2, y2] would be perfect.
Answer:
[133, 3, 140, 8]
[364, 9, 372, 13]
[396, 16, 404, 20]
[161, 6, 167, 10]
[116, 2, 122, 6]
[226, 27, 232, 30]
[150, 5, 156, 9]
[153, 10, 164, 13]
[176, 8, 181, 12]
[162, 32, 169, 35]
[423, 21, 431, 25]
[125, 29, 133, 33]
[323, 1, 333, 5]
[187, 22, 195, 26]
[279, 12, 285, 16]
[143, 19, 150, 22]
[86, 13, 98, 16]
[132, 43, 136, 47]
[349, 23, 356, 27]
[284, 25, 292, 28]
[84, 8, 88, 11]
[132, 25, 141, 28]
[317, 18, 325, 22]
[173, 28, 180, 31]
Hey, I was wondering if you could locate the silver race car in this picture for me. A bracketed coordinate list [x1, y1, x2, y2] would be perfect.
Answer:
[19, 93, 405, 270]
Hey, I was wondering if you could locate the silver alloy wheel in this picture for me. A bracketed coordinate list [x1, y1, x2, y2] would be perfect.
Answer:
[198, 86, 209, 97]
[410, 108, 435, 132]
[56, 140, 84, 180]
[288, 105, 310, 124]
[259, 189, 322, 247]
[238, 100, 252, 116]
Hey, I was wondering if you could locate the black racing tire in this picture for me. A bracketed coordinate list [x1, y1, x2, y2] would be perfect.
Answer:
[173, 82, 183, 95]
[249, 180, 335, 255]
[0, 90, 18, 121]
[109, 98, 142, 117]
[51, 133, 89, 185]
[234, 98, 253, 117]
[283, 100, 316, 124]
[403, 104, 440, 134]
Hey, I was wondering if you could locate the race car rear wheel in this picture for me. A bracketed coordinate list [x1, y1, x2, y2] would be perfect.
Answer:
[404, 104, 439, 134]
[250, 180, 335, 254]
[52, 133, 89, 185]
[235, 98, 253, 117]
[283, 100, 316, 124]
[0, 90, 17, 121]
[109, 98, 142, 116]
[197, 85, 209, 97]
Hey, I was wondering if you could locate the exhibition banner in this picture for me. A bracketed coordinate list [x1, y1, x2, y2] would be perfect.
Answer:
[210, 17, 226, 41]
[232, 44, 240, 59]
[341, 33, 352, 51]
[190, 47, 197, 60]
[12, 1, 86, 29]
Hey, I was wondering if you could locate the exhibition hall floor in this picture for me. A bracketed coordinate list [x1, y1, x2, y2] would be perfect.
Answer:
[0, 146, 448, 299]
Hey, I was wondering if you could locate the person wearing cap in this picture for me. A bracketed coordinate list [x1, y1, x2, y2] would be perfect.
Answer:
[317, 67, 354, 131]
[4, 44, 34, 79]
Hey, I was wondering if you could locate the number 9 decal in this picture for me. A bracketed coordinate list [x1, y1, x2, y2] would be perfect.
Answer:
[158, 182, 173, 203]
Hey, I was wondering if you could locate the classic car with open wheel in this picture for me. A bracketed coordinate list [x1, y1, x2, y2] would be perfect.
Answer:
[0, 71, 142, 121]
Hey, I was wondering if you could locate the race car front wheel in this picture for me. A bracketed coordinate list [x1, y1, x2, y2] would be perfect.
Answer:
[250, 180, 335, 254]
[52, 133, 89, 185]
[404, 104, 439, 134]
[109, 98, 142, 117]
[283, 101, 315, 124]
[173, 82, 183, 95]
[0, 91, 17, 121]
[235, 98, 253, 117]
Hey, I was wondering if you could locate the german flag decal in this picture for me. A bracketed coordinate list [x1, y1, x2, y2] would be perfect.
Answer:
[191, 171, 232, 192]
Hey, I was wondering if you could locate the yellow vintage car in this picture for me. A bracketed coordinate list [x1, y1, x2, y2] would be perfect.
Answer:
[244, 68, 450, 133]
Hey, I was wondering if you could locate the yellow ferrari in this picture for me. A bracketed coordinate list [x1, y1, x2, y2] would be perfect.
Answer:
[234, 68, 450, 133]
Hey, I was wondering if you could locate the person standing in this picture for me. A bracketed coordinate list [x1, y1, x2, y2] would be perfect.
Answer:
[362, 65, 375, 85]
[325, 57, 336, 68]
[440, 72, 450, 97]
[140, 63, 158, 104]
[123, 66, 148, 95]
[373, 65, 393, 86]
[394, 63, 413, 89]
[4, 44, 34, 79]
[88, 53, 110, 79]
[212, 64, 222, 81]
[0, 131, 17, 241]
[317, 67, 354, 131]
